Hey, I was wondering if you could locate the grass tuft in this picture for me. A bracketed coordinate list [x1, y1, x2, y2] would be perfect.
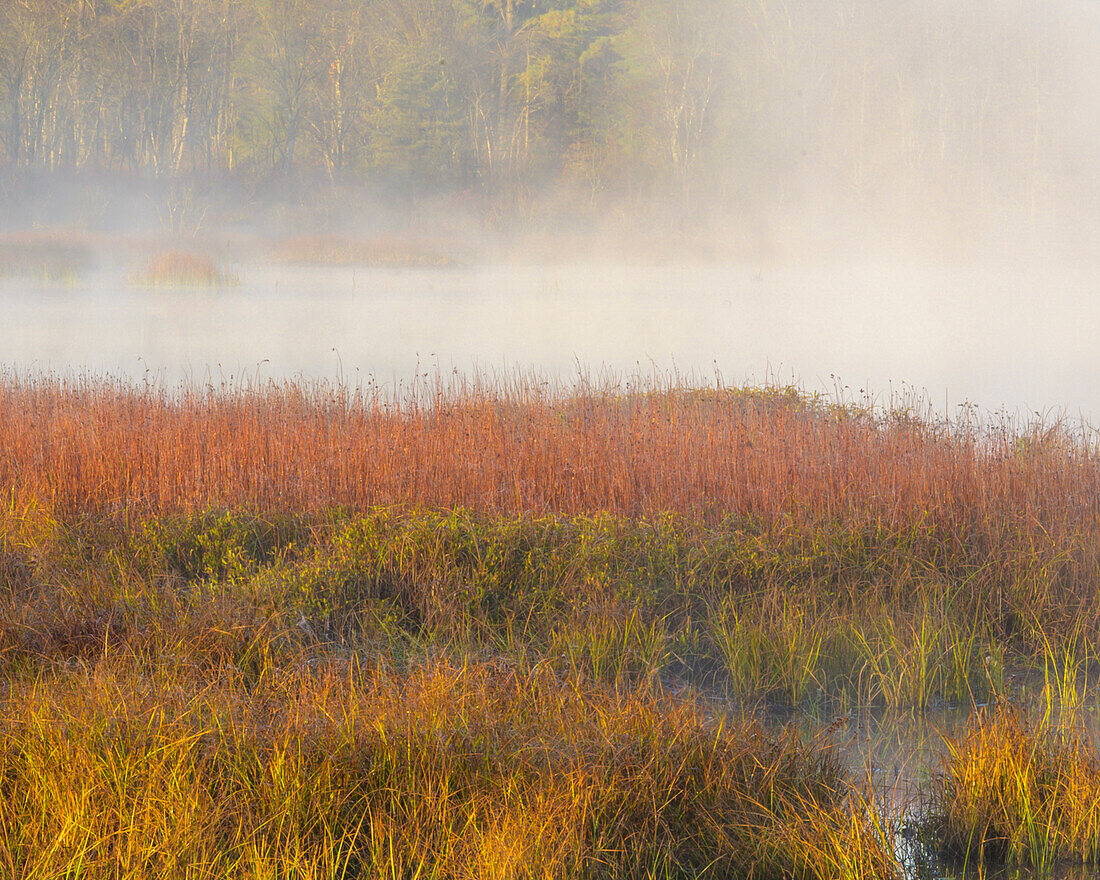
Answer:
[132, 250, 236, 286]
[929, 706, 1100, 868]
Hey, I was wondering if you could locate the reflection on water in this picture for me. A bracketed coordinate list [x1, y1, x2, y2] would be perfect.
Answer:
[774, 704, 965, 880]
[766, 698, 1100, 880]
[2, 260, 1098, 420]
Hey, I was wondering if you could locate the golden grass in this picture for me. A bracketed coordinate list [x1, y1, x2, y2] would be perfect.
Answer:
[930, 706, 1100, 868]
[0, 655, 894, 879]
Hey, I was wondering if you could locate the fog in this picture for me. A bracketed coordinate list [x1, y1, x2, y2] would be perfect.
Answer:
[1, 0, 1097, 421]
[3, 257, 1096, 423]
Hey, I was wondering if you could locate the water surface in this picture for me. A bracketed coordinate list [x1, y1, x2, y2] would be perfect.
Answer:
[3, 260, 1097, 421]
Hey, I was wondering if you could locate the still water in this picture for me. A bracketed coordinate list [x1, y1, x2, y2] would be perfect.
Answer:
[2, 259, 1098, 422]
[785, 700, 1100, 880]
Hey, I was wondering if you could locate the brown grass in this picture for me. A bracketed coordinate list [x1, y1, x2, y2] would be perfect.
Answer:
[0, 373, 1094, 529]
[133, 250, 235, 286]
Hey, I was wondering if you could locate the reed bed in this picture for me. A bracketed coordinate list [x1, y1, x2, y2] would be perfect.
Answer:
[132, 250, 235, 286]
[929, 706, 1100, 869]
[0, 654, 893, 880]
[0, 373, 1095, 530]
[0, 370, 1098, 707]
[1, 373, 1098, 638]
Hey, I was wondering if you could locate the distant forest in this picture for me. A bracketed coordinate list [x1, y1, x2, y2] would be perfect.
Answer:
[0, 0, 1080, 233]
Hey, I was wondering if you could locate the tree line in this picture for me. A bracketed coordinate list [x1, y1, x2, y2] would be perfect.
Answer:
[0, 0, 1059, 228]
[0, 0, 749, 206]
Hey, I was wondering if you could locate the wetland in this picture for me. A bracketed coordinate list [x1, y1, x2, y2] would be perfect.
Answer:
[3, 0, 1099, 872]
[2, 365, 1100, 877]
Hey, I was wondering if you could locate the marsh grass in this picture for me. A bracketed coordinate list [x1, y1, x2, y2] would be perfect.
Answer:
[0, 503, 1054, 710]
[132, 250, 237, 286]
[1040, 626, 1091, 726]
[930, 706, 1100, 869]
[3, 373, 1100, 875]
[0, 371, 1098, 707]
[2, 375, 1094, 542]
[0, 654, 894, 880]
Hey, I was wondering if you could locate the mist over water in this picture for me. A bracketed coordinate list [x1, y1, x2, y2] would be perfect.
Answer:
[3, 256, 1097, 422]
[2, 0, 1097, 422]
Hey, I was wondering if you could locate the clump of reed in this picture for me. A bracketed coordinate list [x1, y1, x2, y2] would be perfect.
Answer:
[132, 249, 236, 286]
[0, 654, 894, 880]
[272, 234, 458, 267]
[928, 706, 1100, 869]
[0, 232, 91, 280]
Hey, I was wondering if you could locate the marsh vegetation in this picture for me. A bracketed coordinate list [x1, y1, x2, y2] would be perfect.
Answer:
[2, 374, 1100, 877]
[0, 233, 92, 281]
[130, 250, 237, 287]
[3, 0, 1098, 874]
